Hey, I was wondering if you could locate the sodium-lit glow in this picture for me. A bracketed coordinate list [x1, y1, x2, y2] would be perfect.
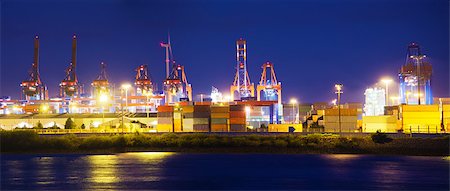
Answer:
[121, 83, 131, 90]
[289, 98, 297, 104]
[245, 106, 251, 113]
[335, 84, 343, 91]
[99, 93, 109, 103]
[381, 78, 392, 85]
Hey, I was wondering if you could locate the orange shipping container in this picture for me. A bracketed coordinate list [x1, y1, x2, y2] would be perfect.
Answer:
[229, 118, 246, 124]
[211, 124, 228, 132]
[158, 106, 174, 112]
[229, 111, 245, 118]
[211, 106, 229, 113]
[211, 113, 229, 118]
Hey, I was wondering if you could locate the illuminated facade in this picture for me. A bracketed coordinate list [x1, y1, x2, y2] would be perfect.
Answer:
[364, 88, 385, 116]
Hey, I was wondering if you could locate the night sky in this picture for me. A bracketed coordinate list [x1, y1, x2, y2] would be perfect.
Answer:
[1, 0, 449, 103]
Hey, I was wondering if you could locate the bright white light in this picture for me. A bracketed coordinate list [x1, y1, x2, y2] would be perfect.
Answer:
[290, 98, 297, 104]
[245, 106, 251, 113]
[99, 93, 108, 103]
[121, 83, 131, 90]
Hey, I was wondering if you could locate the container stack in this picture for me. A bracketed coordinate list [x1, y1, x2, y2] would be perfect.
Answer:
[229, 105, 246, 132]
[157, 106, 174, 132]
[174, 108, 182, 132]
[193, 105, 210, 132]
[181, 105, 194, 132]
[211, 105, 229, 132]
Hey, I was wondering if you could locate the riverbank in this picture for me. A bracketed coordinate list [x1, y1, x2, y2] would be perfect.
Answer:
[1, 131, 449, 156]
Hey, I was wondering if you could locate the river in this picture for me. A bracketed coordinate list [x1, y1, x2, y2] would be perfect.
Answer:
[1, 153, 449, 190]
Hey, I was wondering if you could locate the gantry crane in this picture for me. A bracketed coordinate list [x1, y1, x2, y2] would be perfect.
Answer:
[91, 62, 110, 97]
[60, 35, 83, 97]
[257, 61, 281, 104]
[20, 35, 48, 100]
[399, 43, 433, 105]
[135, 64, 154, 95]
[230, 38, 254, 100]
[161, 36, 192, 103]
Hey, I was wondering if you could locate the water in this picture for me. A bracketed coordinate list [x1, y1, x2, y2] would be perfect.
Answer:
[1, 153, 449, 190]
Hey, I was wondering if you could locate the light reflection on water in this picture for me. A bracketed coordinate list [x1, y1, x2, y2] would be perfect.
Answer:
[1, 153, 449, 190]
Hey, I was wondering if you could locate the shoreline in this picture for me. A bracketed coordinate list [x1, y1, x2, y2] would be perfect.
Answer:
[1, 131, 449, 156]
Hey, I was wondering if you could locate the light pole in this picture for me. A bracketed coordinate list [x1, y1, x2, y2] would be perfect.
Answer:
[335, 84, 343, 133]
[121, 83, 131, 133]
[290, 98, 297, 124]
[381, 79, 392, 106]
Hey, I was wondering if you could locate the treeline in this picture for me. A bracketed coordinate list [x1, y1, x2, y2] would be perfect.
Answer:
[0, 131, 448, 156]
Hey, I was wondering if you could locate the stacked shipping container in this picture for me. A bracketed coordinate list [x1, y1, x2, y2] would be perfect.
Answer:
[192, 105, 210, 132]
[157, 106, 173, 132]
[229, 105, 246, 132]
[211, 106, 229, 132]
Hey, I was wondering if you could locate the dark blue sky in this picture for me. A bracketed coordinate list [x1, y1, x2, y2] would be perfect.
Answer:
[1, 0, 449, 103]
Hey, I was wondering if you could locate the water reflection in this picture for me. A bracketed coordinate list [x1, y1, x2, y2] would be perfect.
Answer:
[87, 155, 119, 185]
[1, 153, 448, 190]
[85, 152, 175, 189]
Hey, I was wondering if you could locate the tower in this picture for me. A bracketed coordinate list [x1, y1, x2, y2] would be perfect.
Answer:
[257, 61, 281, 104]
[230, 38, 254, 100]
[399, 43, 432, 105]
[60, 35, 83, 97]
[20, 35, 48, 100]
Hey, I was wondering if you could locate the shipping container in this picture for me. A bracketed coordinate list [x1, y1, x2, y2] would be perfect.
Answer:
[158, 106, 174, 112]
[229, 118, 246, 124]
[211, 118, 227, 124]
[157, 124, 173, 132]
[229, 111, 245, 118]
[193, 118, 209, 125]
[211, 106, 229, 113]
[211, 113, 229, 118]
[211, 124, 228, 132]
[193, 112, 210, 118]
[181, 105, 194, 113]
[157, 112, 173, 117]
[194, 105, 211, 112]
[193, 124, 209, 132]
[173, 112, 182, 119]
[174, 119, 182, 132]
[158, 117, 173, 124]
[230, 105, 245, 111]
[230, 124, 246, 132]
[183, 113, 194, 118]
[182, 118, 194, 132]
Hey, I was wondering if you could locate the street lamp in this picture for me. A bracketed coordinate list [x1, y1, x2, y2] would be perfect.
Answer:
[381, 78, 392, 106]
[335, 84, 343, 133]
[290, 98, 297, 124]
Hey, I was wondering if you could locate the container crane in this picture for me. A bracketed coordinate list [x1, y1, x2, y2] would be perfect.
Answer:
[161, 36, 192, 103]
[20, 35, 48, 100]
[257, 61, 281, 105]
[91, 62, 110, 97]
[60, 35, 83, 97]
[230, 38, 254, 100]
[399, 43, 432, 105]
[135, 64, 154, 95]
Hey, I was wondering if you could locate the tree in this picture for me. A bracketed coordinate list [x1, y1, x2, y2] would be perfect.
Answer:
[371, 130, 393, 144]
[34, 121, 44, 129]
[64, 118, 76, 129]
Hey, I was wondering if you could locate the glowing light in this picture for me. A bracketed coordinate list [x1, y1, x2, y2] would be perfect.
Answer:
[289, 98, 297, 104]
[331, 99, 337, 106]
[99, 93, 109, 103]
[381, 78, 392, 85]
[121, 83, 131, 90]
[245, 106, 251, 113]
